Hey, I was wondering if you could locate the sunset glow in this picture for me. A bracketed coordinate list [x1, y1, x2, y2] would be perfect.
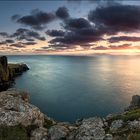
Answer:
[1, 0, 140, 55]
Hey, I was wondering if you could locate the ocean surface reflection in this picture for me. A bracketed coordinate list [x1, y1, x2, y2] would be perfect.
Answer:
[8, 55, 140, 122]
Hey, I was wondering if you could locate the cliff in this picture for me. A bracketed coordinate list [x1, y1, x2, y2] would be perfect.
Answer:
[0, 89, 140, 140]
[0, 56, 29, 91]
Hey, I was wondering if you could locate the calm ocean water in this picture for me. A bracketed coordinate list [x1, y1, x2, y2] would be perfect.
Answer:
[8, 55, 140, 122]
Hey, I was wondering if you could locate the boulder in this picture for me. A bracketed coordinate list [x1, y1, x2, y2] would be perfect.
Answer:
[128, 120, 140, 129]
[0, 90, 44, 127]
[30, 127, 48, 140]
[105, 134, 113, 140]
[73, 117, 105, 140]
[110, 120, 123, 132]
[48, 124, 69, 140]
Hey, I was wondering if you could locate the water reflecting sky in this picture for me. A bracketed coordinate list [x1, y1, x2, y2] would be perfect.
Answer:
[8, 55, 140, 122]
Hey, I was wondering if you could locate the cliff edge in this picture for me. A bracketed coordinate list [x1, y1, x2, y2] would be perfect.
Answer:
[0, 56, 29, 91]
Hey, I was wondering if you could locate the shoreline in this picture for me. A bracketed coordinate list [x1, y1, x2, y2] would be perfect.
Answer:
[0, 56, 140, 140]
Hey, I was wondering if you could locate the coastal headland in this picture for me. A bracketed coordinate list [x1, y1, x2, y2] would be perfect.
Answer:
[0, 56, 29, 91]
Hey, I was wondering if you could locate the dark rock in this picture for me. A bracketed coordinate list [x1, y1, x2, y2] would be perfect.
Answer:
[0, 56, 10, 91]
[127, 95, 140, 110]
[0, 56, 29, 91]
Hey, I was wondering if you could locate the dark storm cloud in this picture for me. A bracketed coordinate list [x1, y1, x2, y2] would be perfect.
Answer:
[12, 9, 56, 30]
[11, 28, 46, 41]
[49, 3, 140, 51]
[88, 5, 140, 33]
[56, 7, 70, 19]
[25, 38, 35, 42]
[0, 32, 9, 37]
[46, 30, 65, 37]
[10, 43, 25, 48]
[41, 46, 52, 49]
[108, 36, 140, 43]
[22, 41, 37, 45]
[0, 39, 14, 45]
[64, 18, 92, 30]
[5, 39, 14, 43]
[49, 31, 102, 45]
[48, 18, 104, 49]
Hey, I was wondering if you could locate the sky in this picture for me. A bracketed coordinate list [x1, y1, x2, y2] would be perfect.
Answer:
[1, 0, 140, 55]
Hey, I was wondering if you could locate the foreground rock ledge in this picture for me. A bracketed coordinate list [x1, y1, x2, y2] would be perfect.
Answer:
[0, 90, 140, 140]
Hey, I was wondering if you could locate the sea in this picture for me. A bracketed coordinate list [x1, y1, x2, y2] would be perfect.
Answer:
[7, 55, 140, 122]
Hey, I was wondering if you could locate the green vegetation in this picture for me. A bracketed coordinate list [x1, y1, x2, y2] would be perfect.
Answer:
[0, 125, 29, 140]
[113, 133, 140, 140]
[0, 124, 38, 140]
[106, 109, 140, 139]
[44, 117, 55, 128]
[107, 109, 140, 125]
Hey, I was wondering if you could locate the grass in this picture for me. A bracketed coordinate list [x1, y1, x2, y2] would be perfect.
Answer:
[0, 125, 29, 140]
[0, 124, 38, 140]
[107, 109, 140, 124]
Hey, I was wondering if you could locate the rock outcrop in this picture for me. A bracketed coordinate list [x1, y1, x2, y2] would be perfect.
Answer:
[127, 95, 140, 110]
[0, 89, 44, 127]
[0, 56, 29, 91]
[0, 90, 140, 140]
[72, 117, 105, 140]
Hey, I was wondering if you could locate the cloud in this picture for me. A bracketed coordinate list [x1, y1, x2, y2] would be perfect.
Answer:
[21, 41, 37, 45]
[109, 43, 132, 50]
[49, 31, 102, 45]
[56, 7, 70, 19]
[11, 14, 21, 21]
[0, 32, 9, 37]
[0, 42, 6, 45]
[5, 39, 14, 43]
[11, 28, 46, 41]
[48, 17, 103, 49]
[64, 18, 92, 30]
[49, 4, 140, 51]
[10, 43, 25, 48]
[0, 39, 14, 45]
[88, 5, 140, 33]
[93, 44, 132, 50]
[46, 30, 65, 37]
[93, 46, 108, 50]
[67, 0, 120, 5]
[12, 9, 56, 30]
[9, 2, 140, 52]
[41, 46, 52, 49]
[108, 36, 140, 43]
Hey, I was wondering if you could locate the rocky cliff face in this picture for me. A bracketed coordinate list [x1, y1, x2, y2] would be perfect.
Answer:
[0, 56, 29, 91]
[0, 89, 140, 140]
